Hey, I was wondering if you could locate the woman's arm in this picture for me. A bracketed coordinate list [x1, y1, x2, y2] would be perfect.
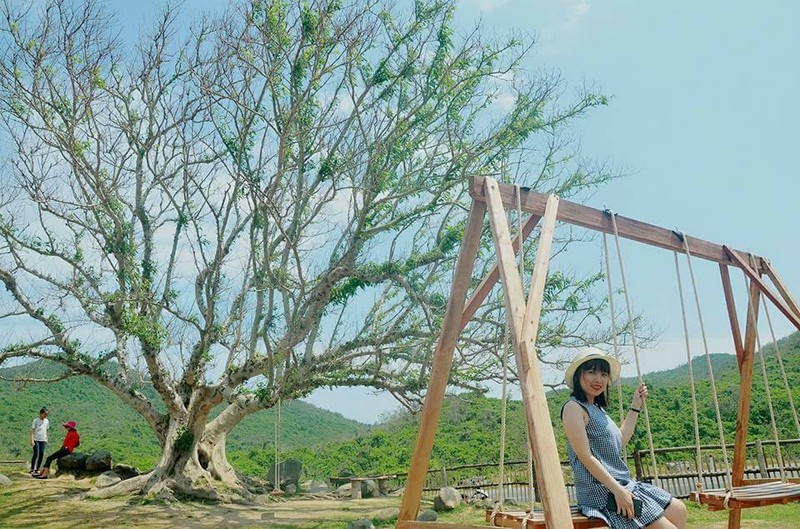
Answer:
[620, 382, 648, 447]
[563, 400, 636, 519]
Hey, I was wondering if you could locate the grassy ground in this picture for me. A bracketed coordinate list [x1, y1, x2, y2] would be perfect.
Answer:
[1, 463, 800, 528]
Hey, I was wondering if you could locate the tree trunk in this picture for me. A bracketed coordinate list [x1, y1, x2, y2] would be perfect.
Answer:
[87, 418, 248, 501]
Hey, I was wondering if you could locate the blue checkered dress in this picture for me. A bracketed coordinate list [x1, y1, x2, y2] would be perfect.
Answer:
[564, 397, 673, 528]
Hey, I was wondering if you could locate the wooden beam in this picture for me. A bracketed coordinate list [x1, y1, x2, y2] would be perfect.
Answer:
[397, 200, 486, 523]
[719, 264, 744, 366]
[469, 176, 763, 266]
[762, 259, 800, 321]
[459, 214, 542, 332]
[724, 247, 800, 331]
[728, 277, 761, 529]
[513, 193, 574, 528]
[484, 177, 574, 528]
[484, 179, 526, 337]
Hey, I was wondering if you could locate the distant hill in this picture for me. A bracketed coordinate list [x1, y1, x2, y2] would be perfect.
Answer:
[2, 332, 798, 480]
[279, 332, 800, 478]
[0, 360, 367, 473]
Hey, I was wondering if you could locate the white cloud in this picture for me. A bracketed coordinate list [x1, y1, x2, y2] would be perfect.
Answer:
[464, 0, 510, 13]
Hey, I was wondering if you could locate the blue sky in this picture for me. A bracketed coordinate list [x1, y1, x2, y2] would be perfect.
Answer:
[47, 0, 800, 422]
[312, 0, 800, 421]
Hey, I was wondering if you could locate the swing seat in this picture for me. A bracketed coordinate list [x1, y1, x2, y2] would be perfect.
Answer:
[689, 480, 800, 512]
[487, 507, 607, 529]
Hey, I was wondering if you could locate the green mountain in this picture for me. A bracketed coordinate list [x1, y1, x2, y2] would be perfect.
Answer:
[0, 360, 367, 474]
[2, 332, 798, 480]
[278, 332, 800, 478]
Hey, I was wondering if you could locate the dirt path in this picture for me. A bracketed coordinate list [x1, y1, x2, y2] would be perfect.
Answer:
[0, 464, 402, 528]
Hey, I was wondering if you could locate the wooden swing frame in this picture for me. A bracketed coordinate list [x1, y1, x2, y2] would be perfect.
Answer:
[395, 176, 800, 529]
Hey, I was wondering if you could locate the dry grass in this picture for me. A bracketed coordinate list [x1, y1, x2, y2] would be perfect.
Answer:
[2, 463, 800, 528]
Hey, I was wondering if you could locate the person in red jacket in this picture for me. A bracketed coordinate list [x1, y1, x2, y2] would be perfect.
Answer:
[35, 421, 80, 479]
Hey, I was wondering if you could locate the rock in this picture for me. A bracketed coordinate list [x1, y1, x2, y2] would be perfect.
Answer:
[388, 486, 404, 497]
[0, 474, 12, 487]
[57, 452, 89, 470]
[112, 464, 140, 480]
[95, 471, 121, 488]
[417, 510, 438, 522]
[433, 486, 461, 511]
[360, 479, 379, 498]
[348, 519, 374, 529]
[267, 458, 303, 489]
[86, 450, 112, 471]
[285, 483, 297, 495]
[302, 479, 329, 493]
[335, 483, 352, 497]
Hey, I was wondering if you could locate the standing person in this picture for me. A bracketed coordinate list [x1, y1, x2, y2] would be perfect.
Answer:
[561, 348, 687, 529]
[35, 421, 80, 479]
[30, 407, 49, 475]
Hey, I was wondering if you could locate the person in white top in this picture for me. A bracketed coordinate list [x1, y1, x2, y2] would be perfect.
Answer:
[30, 407, 49, 475]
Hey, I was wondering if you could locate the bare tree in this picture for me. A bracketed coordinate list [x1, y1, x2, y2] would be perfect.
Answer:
[0, 0, 616, 499]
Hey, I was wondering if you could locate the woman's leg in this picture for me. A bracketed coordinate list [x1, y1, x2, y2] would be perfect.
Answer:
[645, 518, 677, 529]
[662, 499, 687, 529]
[42, 447, 69, 469]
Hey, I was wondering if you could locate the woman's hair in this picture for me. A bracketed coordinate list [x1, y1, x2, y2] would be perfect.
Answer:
[570, 358, 610, 408]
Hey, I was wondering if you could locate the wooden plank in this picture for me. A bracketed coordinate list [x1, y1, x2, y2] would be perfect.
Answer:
[727, 277, 761, 529]
[483, 179, 526, 338]
[484, 179, 574, 528]
[762, 259, 800, 321]
[398, 522, 493, 529]
[724, 247, 800, 331]
[469, 176, 762, 266]
[460, 214, 542, 332]
[487, 510, 607, 529]
[719, 264, 745, 367]
[742, 478, 800, 486]
[397, 200, 486, 523]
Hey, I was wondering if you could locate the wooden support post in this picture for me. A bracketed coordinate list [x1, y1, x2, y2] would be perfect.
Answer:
[727, 276, 761, 529]
[724, 246, 800, 331]
[762, 259, 800, 321]
[719, 264, 744, 367]
[460, 214, 542, 331]
[484, 178, 573, 528]
[397, 201, 486, 523]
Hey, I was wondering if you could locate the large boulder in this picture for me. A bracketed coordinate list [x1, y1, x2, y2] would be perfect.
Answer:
[57, 452, 88, 470]
[0, 474, 12, 487]
[360, 479, 379, 498]
[335, 483, 351, 497]
[433, 486, 461, 511]
[86, 451, 112, 472]
[112, 464, 140, 480]
[95, 471, 121, 488]
[267, 458, 303, 489]
[302, 479, 329, 493]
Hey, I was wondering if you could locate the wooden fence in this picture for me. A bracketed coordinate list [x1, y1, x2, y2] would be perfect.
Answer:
[377, 438, 800, 503]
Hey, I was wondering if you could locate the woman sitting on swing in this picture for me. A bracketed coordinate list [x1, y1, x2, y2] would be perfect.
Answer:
[561, 349, 687, 529]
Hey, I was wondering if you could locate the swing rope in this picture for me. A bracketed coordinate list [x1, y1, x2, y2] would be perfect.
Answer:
[602, 233, 626, 426]
[672, 250, 705, 489]
[761, 300, 800, 438]
[608, 212, 659, 485]
[679, 233, 732, 490]
[740, 264, 786, 481]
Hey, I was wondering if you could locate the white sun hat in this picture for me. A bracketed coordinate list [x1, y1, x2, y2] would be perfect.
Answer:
[564, 347, 621, 390]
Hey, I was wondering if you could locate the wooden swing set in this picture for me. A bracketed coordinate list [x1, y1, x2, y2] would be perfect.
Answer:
[395, 176, 800, 529]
